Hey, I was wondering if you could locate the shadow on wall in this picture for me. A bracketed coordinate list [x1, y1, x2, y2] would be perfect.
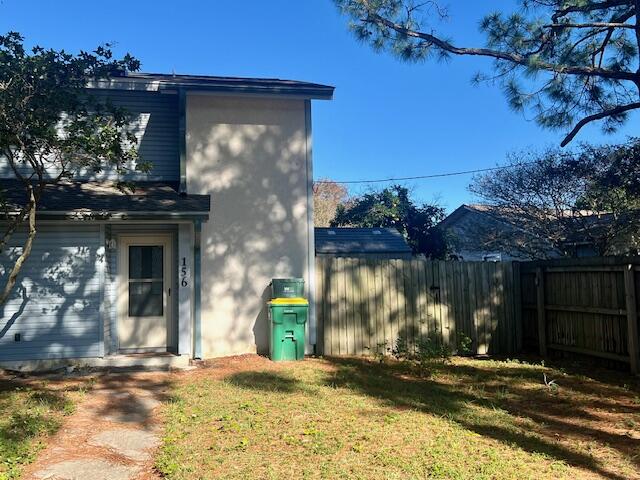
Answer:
[252, 285, 272, 356]
[0, 232, 102, 360]
[188, 97, 309, 355]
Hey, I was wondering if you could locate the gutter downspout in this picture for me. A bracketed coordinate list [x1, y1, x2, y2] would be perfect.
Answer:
[178, 88, 187, 194]
[193, 219, 202, 359]
[193, 220, 202, 359]
[304, 99, 317, 352]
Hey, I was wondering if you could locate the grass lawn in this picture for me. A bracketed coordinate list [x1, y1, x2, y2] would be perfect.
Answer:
[157, 355, 640, 480]
[0, 374, 87, 480]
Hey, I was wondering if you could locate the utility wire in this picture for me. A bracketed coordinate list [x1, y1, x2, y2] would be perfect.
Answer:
[314, 161, 538, 185]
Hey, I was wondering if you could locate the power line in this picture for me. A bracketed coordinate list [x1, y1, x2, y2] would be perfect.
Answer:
[314, 161, 538, 185]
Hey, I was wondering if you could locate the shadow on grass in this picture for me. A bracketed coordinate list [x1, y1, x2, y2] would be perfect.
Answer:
[227, 371, 302, 394]
[323, 357, 635, 480]
[225, 357, 635, 480]
[0, 382, 70, 470]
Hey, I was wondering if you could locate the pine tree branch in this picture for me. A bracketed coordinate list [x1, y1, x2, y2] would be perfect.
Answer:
[561, 101, 640, 146]
[361, 10, 639, 82]
[544, 22, 636, 29]
[552, 0, 633, 22]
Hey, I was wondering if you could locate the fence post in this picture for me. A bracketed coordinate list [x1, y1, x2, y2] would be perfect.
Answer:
[535, 267, 547, 357]
[624, 264, 639, 374]
[512, 262, 523, 353]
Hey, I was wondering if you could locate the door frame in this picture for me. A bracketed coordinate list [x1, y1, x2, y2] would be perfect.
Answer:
[117, 234, 173, 353]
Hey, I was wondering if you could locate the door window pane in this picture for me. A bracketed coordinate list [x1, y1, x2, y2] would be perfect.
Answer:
[129, 246, 163, 279]
[128, 245, 164, 317]
[129, 281, 163, 316]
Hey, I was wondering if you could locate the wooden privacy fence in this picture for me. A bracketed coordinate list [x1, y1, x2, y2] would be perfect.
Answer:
[520, 257, 640, 372]
[315, 258, 522, 357]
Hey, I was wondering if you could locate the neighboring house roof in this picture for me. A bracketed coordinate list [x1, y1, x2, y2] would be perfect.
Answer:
[315, 227, 412, 255]
[90, 71, 335, 100]
[441, 204, 619, 246]
[439, 203, 640, 259]
[439, 204, 562, 260]
[440, 204, 519, 230]
[0, 180, 210, 217]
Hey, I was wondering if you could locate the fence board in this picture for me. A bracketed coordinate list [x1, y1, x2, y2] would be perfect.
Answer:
[316, 256, 640, 372]
[520, 258, 639, 371]
[317, 258, 519, 357]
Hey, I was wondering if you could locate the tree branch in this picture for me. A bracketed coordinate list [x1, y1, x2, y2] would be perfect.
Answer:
[544, 22, 636, 29]
[0, 184, 37, 305]
[561, 101, 640, 146]
[362, 10, 639, 82]
[552, 0, 633, 22]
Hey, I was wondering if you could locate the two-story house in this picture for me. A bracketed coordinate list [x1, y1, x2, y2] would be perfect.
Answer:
[0, 72, 334, 369]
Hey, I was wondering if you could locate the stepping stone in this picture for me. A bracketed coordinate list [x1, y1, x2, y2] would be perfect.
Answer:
[103, 396, 160, 424]
[89, 428, 159, 461]
[34, 459, 139, 480]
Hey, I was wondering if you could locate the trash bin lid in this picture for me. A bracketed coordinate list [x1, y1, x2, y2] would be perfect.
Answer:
[269, 297, 309, 305]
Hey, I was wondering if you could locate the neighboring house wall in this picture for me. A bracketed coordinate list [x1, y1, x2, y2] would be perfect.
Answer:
[0, 225, 104, 361]
[186, 95, 311, 357]
[0, 89, 179, 182]
[445, 208, 559, 261]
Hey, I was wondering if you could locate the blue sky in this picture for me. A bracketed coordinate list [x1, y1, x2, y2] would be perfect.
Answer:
[2, 0, 638, 212]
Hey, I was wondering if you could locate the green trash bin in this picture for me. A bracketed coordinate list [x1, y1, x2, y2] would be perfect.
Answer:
[271, 278, 305, 299]
[268, 298, 308, 361]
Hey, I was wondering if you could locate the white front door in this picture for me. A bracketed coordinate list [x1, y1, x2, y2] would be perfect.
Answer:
[118, 235, 172, 351]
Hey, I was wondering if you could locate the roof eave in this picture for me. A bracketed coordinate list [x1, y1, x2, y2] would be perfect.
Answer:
[34, 211, 210, 221]
[87, 78, 334, 100]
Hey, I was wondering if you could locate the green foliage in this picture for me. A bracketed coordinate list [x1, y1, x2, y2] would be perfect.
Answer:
[0, 31, 143, 303]
[0, 386, 76, 480]
[0, 32, 144, 184]
[335, 1, 640, 144]
[456, 332, 473, 356]
[392, 331, 452, 366]
[393, 331, 473, 373]
[332, 184, 447, 258]
[576, 139, 640, 212]
[415, 332, 452, 364]
[374, 341, 390, 362]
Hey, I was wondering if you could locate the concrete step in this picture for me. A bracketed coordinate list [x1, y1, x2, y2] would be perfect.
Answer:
[0, 354, 191, 373]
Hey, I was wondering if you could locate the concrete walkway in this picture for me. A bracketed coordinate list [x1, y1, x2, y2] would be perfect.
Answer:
[24, 372, 172, 480]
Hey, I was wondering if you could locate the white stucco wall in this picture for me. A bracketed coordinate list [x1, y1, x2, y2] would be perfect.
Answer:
[186, 95, 311, 357]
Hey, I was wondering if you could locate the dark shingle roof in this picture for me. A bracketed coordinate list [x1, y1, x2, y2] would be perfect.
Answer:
[0, 180, 210, 216]
[105, 72, 335, 100]
[315, 228, 412, 254]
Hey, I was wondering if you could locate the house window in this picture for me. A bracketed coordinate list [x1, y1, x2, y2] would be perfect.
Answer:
[128, 246, 164, 317]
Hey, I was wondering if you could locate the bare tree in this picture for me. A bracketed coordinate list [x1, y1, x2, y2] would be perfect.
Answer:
[313, 179, 349, 227]
[468, 140, 640, 258]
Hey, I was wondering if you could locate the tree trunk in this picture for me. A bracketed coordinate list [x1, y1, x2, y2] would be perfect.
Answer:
[0, 185, 37, 306]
